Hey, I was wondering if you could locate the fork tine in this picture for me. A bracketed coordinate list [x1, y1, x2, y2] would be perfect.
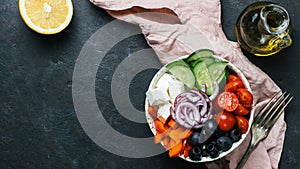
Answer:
[254, 91, 283, 124]
[236, 91, 292, 169]
[263, 93, 290, 126]
[267, 94, 293, 129]
[257, 92, 286, 126]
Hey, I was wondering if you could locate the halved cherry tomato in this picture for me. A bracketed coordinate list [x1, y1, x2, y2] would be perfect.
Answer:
[215, 111, 236, 131]
[234, 103, 250, 116]
[225, 81, 245, 92]
[235, 88, 253, 108]
[227, 74, 243, 83]
[236, 115, 249, 134]
[217, 91, 239, 112]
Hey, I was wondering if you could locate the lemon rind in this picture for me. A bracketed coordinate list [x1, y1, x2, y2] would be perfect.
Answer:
[18, 0, 73, 35]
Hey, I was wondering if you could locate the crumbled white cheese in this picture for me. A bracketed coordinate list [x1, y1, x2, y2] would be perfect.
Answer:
[146, 88, 170, 106]
[157, 102, 172, 124]
[155, 73, 176, 92]
[168, 79, 185, 100]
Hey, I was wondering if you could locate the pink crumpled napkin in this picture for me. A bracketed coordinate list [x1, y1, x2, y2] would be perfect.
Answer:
[89, 0, 286, 168]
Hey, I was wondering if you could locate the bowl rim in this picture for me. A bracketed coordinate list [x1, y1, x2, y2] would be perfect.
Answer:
[144, 54, 254, 162]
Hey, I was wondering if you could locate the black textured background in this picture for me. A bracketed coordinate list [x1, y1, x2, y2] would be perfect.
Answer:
[1, 0, 299, 168]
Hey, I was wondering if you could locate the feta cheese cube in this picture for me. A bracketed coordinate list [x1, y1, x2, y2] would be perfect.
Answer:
[146, 88, 170, 106]
[168, 79, 185, 100]
[155, 73, 176, 92]
[157, 103, 172, 124]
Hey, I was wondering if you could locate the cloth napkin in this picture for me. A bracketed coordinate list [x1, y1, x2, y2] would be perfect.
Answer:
[89, 0, 286, 168]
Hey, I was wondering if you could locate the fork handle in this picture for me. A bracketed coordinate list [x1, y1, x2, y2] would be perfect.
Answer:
[236, 144, 256, 169]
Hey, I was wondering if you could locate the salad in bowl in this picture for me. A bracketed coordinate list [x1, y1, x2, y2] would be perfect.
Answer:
[145, 49, 254, 162]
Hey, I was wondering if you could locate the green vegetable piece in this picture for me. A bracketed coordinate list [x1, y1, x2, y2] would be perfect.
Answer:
[190, 59, 203, 68]
[192, 61, 214, 95]
[190, 57, 216, 67]
[168, 65, 195, 89]
[208, 61, 228, 82]
[186, 49, 214, 63]
[166, 60, 190, 69]
[217, 68, 229, 90]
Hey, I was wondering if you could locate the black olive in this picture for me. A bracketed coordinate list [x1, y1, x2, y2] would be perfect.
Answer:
[201, 144, 208, 157]
[230, 128, 242, 142]
[216, 136, 233, 151]
[187, 132, 201, 146]
[188, 146, 202, 161]
[211, 126, 225, 139]
[206, 143, 219, 158]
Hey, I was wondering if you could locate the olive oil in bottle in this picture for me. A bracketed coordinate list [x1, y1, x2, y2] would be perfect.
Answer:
[235, 2, 292, 56]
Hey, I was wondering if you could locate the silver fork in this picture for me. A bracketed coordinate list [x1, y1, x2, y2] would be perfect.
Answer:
[236, 91, 293, 169]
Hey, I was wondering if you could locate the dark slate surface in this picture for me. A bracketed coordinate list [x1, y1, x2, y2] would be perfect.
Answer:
[0, 0, 299, 168]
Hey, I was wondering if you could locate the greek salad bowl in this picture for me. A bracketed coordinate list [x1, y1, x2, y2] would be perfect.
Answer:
[145, 49, 254, 162]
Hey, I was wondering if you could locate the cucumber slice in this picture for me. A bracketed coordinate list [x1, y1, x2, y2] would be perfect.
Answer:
[168, 65, 195, 89]
[192, 61, 214, 95]
[190, 59, 202, 68]
[217, 68, 229, 91]
[190, 57, 216, 68]
[208, 61, 228, 82]
[216, 68, 229, 83]
[166, 60, 190, 69]
[186, 49, 214, 63]
[200, 57, 216, 66]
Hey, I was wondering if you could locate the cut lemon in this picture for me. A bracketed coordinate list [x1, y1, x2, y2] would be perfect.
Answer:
[19, 0, 73, 35]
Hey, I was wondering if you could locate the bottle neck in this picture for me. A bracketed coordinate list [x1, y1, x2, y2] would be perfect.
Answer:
[258, 4, 290, 35]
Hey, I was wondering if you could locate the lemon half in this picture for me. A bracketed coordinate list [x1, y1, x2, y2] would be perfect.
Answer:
[19, 0, 73, 35]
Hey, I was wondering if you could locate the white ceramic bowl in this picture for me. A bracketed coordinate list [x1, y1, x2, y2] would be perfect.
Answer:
[145, 54, 254, 162]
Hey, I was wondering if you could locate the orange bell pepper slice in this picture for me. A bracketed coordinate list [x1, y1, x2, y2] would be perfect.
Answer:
[154, 131, 165, 144]
[169, 141, 183, 158]
[183, 142, 192, 158]
[169, 126, 192, 141]
[167, 119, 178, 129]
[154, 119, 169, 133]
[162, 136, 171, 150]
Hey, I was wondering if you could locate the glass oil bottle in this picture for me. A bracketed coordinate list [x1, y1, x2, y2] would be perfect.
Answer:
[235, 1, 292, 56]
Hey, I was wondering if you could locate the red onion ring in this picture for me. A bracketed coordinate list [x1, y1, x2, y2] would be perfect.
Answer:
[171, 89, 213, 129]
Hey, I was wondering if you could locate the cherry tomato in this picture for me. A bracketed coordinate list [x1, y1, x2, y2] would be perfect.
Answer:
[236, 116, 249, 134]
[227, 75, 243, 83]
[235, 88, 253, 108]
[217, 91, 239, 112]
[225, 81, 245, 92]
[215, 111, 236, 131]
[234, 104, 250, 116]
